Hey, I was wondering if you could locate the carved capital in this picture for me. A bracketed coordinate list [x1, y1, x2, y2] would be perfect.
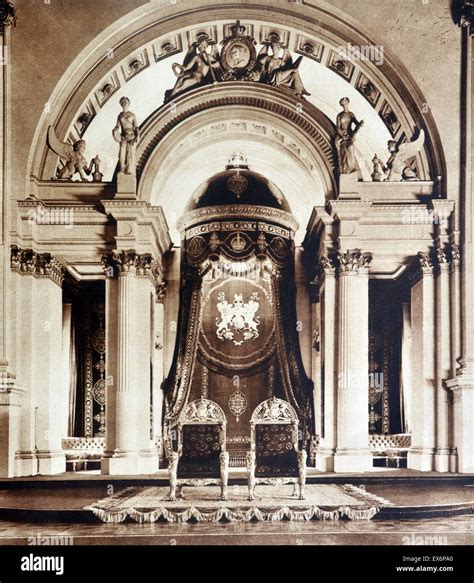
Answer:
[156, 281, 168, 303]
[450, 244, 461, 271]
[337, 249, 372, 275]
[11, 246, 64, 286]
[312, 253, 336, 289]
[0, 1, 16, 27]
[459, 0, 474, 35]
[102, 250, 163, 290]
[435, 248, 450, 274]
[417, 252, 434, 275]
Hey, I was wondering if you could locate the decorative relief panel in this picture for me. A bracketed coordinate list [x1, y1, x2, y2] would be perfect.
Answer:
[121, 49, 150, 82]
[74, 100, 96, 137]
[94, 72, 121, 108]
[326, 49, 355, 82]
[379, 99, 401, 137]
[152, 34, 183, 63]
[295, 35, 325, 62]
[355, 71, 381, 108]
[186, 25, 218, 47]
[259, 26, 290, 48]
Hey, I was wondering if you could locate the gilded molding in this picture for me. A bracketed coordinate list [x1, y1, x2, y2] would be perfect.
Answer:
[10, 246, 64, 286]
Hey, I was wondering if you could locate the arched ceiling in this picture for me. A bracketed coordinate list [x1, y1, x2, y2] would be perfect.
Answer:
[29, 0, 445, 245]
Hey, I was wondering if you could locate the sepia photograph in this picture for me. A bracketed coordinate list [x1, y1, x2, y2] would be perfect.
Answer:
[0, 0, 472, 579]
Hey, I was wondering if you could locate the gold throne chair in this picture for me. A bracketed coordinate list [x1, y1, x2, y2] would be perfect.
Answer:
[167, 398, 229, 501]
[247, 397, 306, 501]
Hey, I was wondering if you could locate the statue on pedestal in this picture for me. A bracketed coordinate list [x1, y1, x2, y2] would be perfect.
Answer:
[112, 96, 139, 176]
[384, 130, 425, 181]
[46, 126, 96, 182]
[335, 97, 364, 175]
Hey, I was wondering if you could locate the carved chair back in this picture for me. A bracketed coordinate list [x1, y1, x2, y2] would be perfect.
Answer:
[176, 398, 227, 475]
[250, 396, 299, 477]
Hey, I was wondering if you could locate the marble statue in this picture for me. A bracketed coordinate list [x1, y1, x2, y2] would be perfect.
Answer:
[335, 97, 364, 175]
[47, 126, 94, 181]
[384, 130, 425, 181]
[164, 33, 221, 102]
[112, 97, 139, 175]
[257, 33, 310, 97]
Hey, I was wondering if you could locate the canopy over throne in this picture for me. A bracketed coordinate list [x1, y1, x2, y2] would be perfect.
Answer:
[162, 155, 315, 471]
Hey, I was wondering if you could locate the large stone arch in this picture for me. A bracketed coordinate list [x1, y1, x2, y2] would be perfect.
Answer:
[27, 0, 446, 195]
[135, 83, 337, 240]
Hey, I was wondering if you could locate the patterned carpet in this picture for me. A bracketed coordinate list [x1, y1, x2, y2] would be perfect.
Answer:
[85, 484, 392, 523]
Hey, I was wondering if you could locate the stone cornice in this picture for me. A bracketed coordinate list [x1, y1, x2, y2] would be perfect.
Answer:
[10, 246, 64, 287]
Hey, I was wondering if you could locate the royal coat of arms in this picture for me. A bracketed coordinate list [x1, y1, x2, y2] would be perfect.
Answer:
[216, 291, 260, 345]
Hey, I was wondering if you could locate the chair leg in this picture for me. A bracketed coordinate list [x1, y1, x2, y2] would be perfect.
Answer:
[297, 449, 306, 500]
[168, 452, 179, 501]
[220, 451, 229, 501]
[246, 451, 256, 501]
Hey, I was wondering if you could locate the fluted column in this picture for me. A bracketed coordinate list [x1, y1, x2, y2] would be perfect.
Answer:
[0, 2, 18, 477]
[445, 8, 474, 474]
[433, 248, 451, 471]
[152, 284, 166, 461]
[101, 251, 160, 475]
[407, 253, 436, 471]
[334, 250, 373, 472]
[314, 256, 337, 471]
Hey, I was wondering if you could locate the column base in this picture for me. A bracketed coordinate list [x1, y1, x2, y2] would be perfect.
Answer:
[446, 375, 474, 473]
[434, 448, 451, 472]
[101, 450, 139, 475]
[138, 448, 159, 473]
[115, 172, 137, 198]
[315, 446, 336, 472]
[333, 448, 373, 473]
[14, 451, 39, 476]
[407, 447, 435, 471]
[37, 450, 66, 475]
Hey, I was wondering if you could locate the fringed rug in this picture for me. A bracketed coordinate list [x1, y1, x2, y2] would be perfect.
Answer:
[85, 484, 392, 524]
